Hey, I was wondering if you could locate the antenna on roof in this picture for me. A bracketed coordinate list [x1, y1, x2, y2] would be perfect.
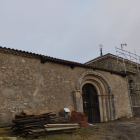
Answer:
[99, 44, 103, 56]
[121, 44, 127, 49]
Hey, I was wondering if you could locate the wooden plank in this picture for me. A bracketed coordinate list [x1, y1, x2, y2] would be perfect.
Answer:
[31, 129, 46, 133]
[19, 120, 50, 126]
[22, 109, 55, 116]
[13, 115, 49, 122]
[15, 118, 47, 124]
[45, 126, 80, 131]
[46, 123, 78, 126]
[44, 123, 79, 128]
[44, 125, 79, 128]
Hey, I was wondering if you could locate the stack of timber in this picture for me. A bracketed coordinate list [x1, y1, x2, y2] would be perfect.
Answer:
[11, 110, 79, 138]
[29, 123, 80, 138]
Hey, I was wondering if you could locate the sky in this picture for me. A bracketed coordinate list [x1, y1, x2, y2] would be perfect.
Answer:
[0, 0, 140, 63]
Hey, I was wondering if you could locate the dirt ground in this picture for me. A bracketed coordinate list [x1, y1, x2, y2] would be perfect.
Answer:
[1, 117, 140, 140]
[89, 116, 140, 140]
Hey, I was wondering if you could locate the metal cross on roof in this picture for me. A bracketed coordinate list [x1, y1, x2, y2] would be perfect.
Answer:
[99, 44, 103, 56]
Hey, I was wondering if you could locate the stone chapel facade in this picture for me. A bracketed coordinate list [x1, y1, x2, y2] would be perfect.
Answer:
[85, 53, 140, 116]
[0, 47, 132, 123]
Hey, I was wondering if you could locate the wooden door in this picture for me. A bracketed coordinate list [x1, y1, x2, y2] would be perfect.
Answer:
[82, 83, 100, 123]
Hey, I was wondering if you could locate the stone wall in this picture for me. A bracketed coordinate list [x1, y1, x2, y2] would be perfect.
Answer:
[0, 52, 132, 123]
[88, 56, 140, 117]
[88, 56, 139, 73]
[88, 56, 112, 70]
[96, 70, 132, 118]
[111, 58, 138, 73]
[0, 52, 85, 122]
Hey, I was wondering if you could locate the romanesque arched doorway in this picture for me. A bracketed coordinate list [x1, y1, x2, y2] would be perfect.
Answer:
[82, 83, 100, 123]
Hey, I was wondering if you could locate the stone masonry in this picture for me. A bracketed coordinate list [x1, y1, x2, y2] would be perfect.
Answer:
[0, 50, 132, 123]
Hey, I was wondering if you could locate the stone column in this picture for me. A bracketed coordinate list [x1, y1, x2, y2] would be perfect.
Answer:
[73, 90, 83, 112]
[102, 95, 107, 122]
[106, 95, 110, 121]
[109, 95, 114, 121]
[113, 96, 117, 120]
[98, 95, 104, 122]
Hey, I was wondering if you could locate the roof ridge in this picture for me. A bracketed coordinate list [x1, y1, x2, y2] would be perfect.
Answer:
[85, 52, 140, 66]
[85, 53, 111, 64]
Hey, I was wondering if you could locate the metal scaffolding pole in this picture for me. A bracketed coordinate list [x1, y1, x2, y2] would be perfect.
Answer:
[115, 45, 140, 116]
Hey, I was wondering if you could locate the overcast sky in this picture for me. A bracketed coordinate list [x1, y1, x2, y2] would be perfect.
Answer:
[0, 0, 140, 63]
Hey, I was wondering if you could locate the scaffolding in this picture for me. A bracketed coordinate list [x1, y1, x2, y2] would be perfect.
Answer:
[115, 45, 140, 114]
[115, 45, 140, 90]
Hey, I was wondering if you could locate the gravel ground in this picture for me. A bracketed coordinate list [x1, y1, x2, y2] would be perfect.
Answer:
[87, 117, 140, 140]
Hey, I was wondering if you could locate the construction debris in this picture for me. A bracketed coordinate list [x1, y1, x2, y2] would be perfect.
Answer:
[11, 110, 80, 139]
[69, 111, 88, 127]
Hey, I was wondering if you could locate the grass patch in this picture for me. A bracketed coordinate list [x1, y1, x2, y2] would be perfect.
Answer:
[73, 129, 92, 136]
[1, 138, 10, 140]
[0, 125, 103, 140]
[0, 128, 13, 137]
[17, 134, 86, 140]
[15, 129, 102, 140]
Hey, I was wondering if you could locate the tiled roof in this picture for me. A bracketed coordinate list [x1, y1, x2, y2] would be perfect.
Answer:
[0, 46, 127, 77]
[85, 53, 140, 66]
[85, 53, 111, 64]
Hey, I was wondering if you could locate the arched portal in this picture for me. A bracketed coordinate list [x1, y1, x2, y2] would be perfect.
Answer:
[73, 71, 117, 122]
[82, 83, 100, 123]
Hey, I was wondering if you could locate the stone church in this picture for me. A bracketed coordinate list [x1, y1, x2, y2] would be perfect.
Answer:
[0, 46, 133, 123]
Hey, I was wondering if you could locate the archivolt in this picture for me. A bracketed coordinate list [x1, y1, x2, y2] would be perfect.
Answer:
[78, 71, 111, 95]
[77, 71, 116, 122]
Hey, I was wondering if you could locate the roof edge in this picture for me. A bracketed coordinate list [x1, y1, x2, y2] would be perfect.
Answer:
[85, 53, 111, 64]
[85, 53, 140, 66]
[0, 46, 127, 77]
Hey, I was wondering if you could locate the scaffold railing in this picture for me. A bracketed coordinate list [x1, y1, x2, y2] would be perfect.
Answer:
[115, 45, 140, 90]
